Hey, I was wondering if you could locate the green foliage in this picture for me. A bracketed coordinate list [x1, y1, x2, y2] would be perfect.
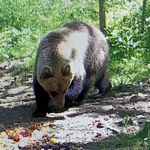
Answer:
[0, 0, 99, 32]
[0, 0, 149, 84]
[122, 116, 133, 126]
[135, 122, 150, 149]
[0, 0, 98, 62]
[110, 57, 150, 85]
[0, 27, 36, 61]
[107, 0, 150, 85]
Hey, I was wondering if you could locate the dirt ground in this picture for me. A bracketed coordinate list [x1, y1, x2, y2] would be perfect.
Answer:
[0, 59, 150, 149]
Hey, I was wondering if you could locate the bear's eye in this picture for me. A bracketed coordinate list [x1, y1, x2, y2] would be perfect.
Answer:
[62, 65, 70, 76]
[51, 92, 58, 97]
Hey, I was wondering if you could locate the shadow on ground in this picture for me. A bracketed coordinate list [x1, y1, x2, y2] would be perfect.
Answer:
[0, 101, 50, 131]
[0, 82, 149, 131]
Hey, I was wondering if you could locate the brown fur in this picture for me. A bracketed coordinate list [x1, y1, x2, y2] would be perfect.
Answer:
[32, 21, 111, 117]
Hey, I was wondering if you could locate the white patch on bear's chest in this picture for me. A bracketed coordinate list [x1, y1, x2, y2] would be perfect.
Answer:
[57, 30, 89, 76]
[57, 30, 89, 99]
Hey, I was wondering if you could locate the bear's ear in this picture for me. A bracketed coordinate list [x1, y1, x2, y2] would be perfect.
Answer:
[40, 66, 53, 79]
[62, 65, 71, 76]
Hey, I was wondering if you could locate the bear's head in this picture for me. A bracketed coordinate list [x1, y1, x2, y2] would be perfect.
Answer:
[38, 65, 72, 109]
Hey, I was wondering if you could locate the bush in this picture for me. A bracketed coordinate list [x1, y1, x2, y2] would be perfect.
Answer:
[0, 0, 149, 84]
[107, 0, 150, 85]
[0, 0, 98, 62]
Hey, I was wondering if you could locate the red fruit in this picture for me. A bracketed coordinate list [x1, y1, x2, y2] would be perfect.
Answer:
[14, 136, 20, 142]
[42, 133, 48, 138]
[20, 131, 26, 137]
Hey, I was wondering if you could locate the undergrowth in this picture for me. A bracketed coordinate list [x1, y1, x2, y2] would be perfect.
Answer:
[0, 0, 149, 85]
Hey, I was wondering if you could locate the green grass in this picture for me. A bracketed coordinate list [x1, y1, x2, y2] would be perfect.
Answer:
[109, 57, 150, 86]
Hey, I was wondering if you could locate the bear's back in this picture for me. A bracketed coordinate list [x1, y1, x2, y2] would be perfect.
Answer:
[35, 21, 109, 78]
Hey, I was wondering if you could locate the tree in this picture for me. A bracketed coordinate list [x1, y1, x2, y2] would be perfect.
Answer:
[99, 0, 106, 35]
[142, 0, 146, 32]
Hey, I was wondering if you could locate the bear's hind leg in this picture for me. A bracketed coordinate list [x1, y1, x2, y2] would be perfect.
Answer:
[89, 73, 111, 99]
[32, 77, 49, 117]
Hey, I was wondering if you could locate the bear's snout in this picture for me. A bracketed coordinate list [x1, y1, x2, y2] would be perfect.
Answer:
[53, 94, 65, 109]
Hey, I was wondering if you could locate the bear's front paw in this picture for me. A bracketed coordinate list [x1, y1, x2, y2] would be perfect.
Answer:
[32, 109, 47, 118]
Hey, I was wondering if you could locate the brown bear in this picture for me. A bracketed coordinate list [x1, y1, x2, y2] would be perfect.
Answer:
[32, 21, 111, 117]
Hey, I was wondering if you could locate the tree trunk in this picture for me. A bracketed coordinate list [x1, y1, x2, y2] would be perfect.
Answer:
[142, 0, 146, 33]
[99, 0, 106, 35]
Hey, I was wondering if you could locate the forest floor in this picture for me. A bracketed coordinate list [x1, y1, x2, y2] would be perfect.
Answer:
[0, 59, 150, 150]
